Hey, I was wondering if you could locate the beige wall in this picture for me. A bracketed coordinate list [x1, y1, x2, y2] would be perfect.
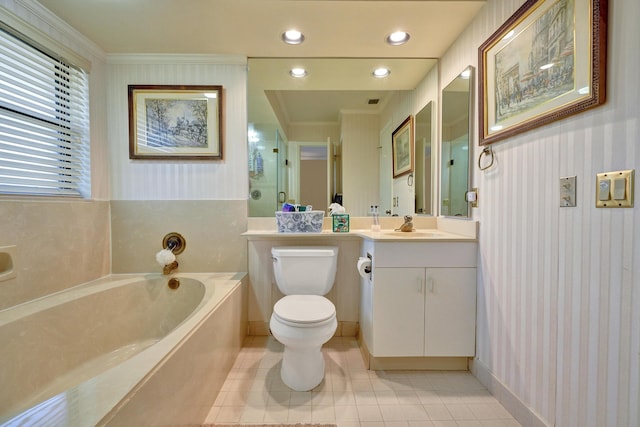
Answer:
[300, 159, 328, 211]
[111, 200, 247, 274]
[246, 236, 361, 337]
[0, 200, 110, 309]
[341, 113, 380, 216]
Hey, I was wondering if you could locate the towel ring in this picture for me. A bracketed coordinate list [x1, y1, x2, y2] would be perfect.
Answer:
[478, 146, 495, 171]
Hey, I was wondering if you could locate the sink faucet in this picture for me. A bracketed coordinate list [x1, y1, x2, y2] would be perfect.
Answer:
[396, 215, 414, 232]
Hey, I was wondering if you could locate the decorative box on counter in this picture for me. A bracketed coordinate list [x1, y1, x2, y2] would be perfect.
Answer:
[275, 210, 325, 233]
[332, 214, 350, 232]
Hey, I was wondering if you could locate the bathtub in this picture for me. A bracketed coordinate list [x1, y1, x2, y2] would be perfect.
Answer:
[0, 273, 247, 427]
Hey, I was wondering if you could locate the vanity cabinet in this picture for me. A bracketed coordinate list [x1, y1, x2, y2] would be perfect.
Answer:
[363, 241, 477, 358]
[372, 267, 476, 357]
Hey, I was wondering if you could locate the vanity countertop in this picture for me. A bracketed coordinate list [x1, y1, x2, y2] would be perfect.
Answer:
[243, 216, 478, 242]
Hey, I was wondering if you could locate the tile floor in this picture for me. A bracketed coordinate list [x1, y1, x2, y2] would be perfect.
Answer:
[204, 336, 522, 427]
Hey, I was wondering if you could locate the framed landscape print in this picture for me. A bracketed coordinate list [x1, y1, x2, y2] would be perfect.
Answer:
[128, 85, 223, 159]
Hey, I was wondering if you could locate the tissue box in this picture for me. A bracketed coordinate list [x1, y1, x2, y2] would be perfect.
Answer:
[332, 214, 350, 232]
[275, 211, 324, 233]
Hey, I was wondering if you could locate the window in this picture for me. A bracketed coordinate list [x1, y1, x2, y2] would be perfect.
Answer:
[0, 23, 90, 197]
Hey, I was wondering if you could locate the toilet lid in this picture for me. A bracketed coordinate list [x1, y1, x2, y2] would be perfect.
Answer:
[273, 295, 336, 324]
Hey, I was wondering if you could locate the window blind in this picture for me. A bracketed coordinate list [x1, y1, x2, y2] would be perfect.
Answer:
[0, 25, 90, 197]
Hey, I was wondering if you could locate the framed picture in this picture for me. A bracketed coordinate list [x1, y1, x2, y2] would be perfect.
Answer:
[392, 115, 414, 178]
[128, 85, 223, 159]
[478, 0, 607, 145]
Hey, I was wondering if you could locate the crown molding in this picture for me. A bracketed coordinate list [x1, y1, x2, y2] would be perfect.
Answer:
[107, 53, 247, 65]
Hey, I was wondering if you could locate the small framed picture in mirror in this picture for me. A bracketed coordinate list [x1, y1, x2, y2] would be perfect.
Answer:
[392, 115, 414, 178]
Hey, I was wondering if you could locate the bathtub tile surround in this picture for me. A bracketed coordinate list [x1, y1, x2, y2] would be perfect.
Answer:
[0, 273, 248, 426]
[0, 199, 110, 309]
[104, 274, 248, 426]
[205, 336, 521, 426]
[111, 200, 248, 273]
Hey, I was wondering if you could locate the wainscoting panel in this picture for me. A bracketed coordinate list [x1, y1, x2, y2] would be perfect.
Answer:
[441, 0, 640, 426]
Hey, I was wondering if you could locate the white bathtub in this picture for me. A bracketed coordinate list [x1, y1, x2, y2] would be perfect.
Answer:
[0, 273, 247, 426]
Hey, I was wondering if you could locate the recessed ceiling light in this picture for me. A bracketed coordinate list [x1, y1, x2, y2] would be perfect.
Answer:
[386, 31, 410, 46]
[289, 67, 307, 78]
[282, 29, 305, 45]
[372, 68, 391, 78]
[460, 68, 471, 79]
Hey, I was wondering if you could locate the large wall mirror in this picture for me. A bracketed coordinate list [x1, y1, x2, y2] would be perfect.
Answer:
[248, 58, 438, 217]
[414, 102, 433, 215]
[440, 66, 474, 217]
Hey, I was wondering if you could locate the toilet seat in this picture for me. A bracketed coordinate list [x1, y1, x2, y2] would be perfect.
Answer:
[273, 295, 336, 327]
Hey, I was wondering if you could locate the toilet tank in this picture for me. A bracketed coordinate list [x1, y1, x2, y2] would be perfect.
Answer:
[271, 246, 339, 295]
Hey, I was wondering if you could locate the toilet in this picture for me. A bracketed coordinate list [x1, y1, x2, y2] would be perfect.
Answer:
[269, 246, 339, 391]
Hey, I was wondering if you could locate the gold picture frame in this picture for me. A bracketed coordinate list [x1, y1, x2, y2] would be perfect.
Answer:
[392, 115, 414, 178]
[478, 0, 607, 145]
[128, 85, 223, 159]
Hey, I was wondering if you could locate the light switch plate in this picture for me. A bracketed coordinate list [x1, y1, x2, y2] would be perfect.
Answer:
[596, 169, 634, 208]
[560, 176, 576, 207]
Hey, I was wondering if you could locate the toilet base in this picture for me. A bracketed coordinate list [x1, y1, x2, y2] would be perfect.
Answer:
[269, 303, 337, 392]
[280, 345, 325, 391]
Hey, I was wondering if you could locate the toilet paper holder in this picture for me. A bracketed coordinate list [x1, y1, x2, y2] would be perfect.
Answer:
[357, 253, 372, 278]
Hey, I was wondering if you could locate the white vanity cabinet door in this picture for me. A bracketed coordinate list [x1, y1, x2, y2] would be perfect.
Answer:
[424, 267, 476, 357]
[372, 267, 425, 357]
[371, 266, 476, 358]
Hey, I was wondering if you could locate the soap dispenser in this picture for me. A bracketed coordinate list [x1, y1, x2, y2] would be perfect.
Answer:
[370, 205, 381, 232]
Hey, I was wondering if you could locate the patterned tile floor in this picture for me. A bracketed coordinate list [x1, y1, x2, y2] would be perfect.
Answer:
[204, 336, 522, 427]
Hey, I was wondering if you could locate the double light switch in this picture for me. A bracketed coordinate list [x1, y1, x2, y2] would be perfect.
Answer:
[596, 170, 634, 208]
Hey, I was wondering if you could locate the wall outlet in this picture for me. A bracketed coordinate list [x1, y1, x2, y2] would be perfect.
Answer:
[560, 176, 577, 207]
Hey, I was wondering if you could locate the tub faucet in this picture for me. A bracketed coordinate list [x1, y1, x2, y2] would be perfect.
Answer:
[163, 260, 179, 275]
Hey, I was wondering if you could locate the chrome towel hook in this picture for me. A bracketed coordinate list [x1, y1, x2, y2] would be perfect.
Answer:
[478, 146, 495, 171]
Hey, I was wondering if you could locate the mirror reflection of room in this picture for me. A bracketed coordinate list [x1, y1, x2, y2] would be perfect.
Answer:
[247, 57, 437, 217]
[414, 102, 433, 215]
[441, 67, 473, 217]
[248, 125, 288, 217]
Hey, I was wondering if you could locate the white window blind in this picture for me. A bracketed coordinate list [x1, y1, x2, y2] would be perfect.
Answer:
[0, 24, 90, 197]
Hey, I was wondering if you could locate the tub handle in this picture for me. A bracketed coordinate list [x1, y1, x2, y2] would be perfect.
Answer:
[162, 232, 186, 255]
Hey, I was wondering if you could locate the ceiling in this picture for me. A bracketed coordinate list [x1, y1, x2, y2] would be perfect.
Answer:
[248, 57, 438, 124]
[35, 0, 486, 128]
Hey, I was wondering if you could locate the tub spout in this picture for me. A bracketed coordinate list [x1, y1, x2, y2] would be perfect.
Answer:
[162, 260, 178, 275]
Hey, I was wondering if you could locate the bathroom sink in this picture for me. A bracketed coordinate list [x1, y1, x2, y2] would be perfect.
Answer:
[382, 231, 440, 238]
